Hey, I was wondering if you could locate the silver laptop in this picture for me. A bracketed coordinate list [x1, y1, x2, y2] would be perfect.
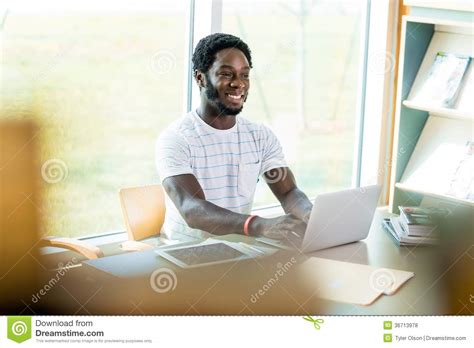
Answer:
[258, 185, 382, 252]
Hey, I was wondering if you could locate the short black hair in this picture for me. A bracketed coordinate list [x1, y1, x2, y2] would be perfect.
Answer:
[192, 33, 252, 73]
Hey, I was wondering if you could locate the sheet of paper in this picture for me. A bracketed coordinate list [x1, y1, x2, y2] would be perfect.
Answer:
[298, 257, 414, 305]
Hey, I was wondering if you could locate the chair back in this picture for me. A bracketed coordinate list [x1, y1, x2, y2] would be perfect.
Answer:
[119, 184, 166, 241]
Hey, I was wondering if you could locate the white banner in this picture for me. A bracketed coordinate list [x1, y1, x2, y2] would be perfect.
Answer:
[0, 315, 472, 347]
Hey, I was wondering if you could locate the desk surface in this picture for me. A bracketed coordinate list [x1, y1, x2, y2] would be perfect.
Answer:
[38, 208, 470, 315]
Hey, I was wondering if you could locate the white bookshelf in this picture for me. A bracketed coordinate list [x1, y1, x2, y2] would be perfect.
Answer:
[389, 5, 474, 213]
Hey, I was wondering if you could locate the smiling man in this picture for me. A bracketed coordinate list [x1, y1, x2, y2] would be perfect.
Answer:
[156, 33, 312, 241]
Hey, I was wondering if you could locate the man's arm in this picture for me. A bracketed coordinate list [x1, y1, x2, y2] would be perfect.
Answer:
[265, 167, 313, 223]
[162, 174, 306, 239]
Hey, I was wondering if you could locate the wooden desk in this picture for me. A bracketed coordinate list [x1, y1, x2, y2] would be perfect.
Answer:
[35, 209, 472, 315]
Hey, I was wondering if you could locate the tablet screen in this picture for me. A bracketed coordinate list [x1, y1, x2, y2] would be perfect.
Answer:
[164, 242, 246, 267]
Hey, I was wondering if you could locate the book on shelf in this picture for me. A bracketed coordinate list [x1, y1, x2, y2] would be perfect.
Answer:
[398, 206, 449, 237]
[446, 140, 474, 201]
[410, 52, 471, 108]
[382, 219, 407, 246]
[382, 217, 438, 246]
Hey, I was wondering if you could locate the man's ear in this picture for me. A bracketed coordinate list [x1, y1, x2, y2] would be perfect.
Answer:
[194, 70, 206, 89]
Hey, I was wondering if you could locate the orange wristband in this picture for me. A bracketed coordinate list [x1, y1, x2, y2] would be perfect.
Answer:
[244, 215, 258, 236]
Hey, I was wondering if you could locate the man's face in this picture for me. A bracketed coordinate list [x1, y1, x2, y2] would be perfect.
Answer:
[203, 48, 250, 116]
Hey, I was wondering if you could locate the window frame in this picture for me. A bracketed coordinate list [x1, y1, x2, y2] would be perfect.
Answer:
[3, 1, 396, 243]
[188, 0, 395, 200]
[73, 0, 396, 241]
[358, 0, 400, 205]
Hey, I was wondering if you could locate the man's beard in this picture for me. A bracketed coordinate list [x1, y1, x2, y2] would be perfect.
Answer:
[205, 77, 244, 116]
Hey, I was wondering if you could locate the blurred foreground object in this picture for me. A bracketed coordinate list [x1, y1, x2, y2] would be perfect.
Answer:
[0, 120, 40, 313]
[438, 202, 474, 314]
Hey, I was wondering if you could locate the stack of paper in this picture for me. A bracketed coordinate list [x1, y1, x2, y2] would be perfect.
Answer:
[382, 217, 438, 246]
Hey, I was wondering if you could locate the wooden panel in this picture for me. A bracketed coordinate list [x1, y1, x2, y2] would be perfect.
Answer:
[0, 120, 40, 313]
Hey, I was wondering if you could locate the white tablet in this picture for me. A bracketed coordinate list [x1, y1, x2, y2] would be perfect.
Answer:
[155, 241, 253, 269]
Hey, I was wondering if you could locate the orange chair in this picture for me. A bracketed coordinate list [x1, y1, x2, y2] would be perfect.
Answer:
[118, 184, 166, 250]
[40, 185, 167, 259]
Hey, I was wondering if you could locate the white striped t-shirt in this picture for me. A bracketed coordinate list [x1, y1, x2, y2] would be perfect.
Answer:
[155, 110, 287, 240]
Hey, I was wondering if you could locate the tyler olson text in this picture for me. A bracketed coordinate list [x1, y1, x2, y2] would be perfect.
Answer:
[395, 335, 467, 342]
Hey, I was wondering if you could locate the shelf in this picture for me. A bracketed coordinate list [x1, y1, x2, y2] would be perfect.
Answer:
[398, 116, 472, 209]
[400, 116, 472, 190]
[402, 100, 474, 120]
[404, 0, 474, 13]
[389, 7, 474, 214]
[395, 183, 474, 207]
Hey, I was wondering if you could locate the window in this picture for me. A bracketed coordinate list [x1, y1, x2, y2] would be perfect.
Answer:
[2, 0, 377, 238]
[1, 1, 188, 237]
[219, 0, 369, 206]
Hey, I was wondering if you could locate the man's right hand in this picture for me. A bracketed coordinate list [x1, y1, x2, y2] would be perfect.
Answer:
[252, 214, 307, 244]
